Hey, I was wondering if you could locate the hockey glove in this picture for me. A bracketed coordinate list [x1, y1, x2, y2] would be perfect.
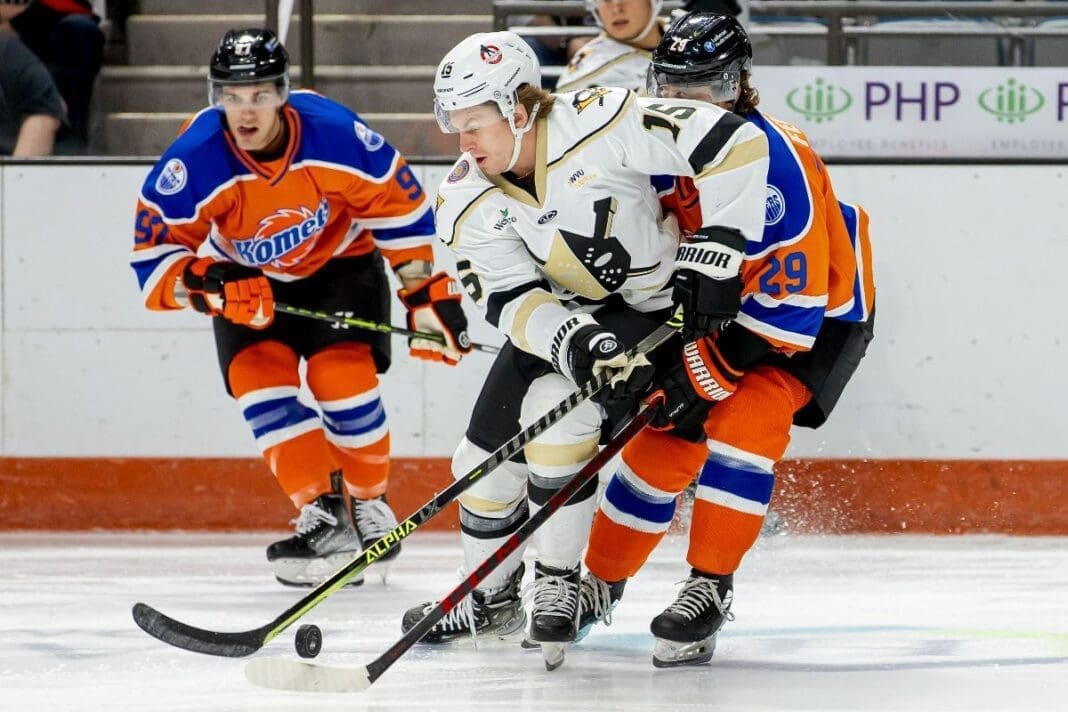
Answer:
[673, 226, 746, 338]
[181, 257, 274, 329]
[650, 324, 773, 430]
[551, 316, 655, 404]
[398, 272, 472, 365]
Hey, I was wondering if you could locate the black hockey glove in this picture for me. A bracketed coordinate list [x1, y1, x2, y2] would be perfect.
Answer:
[649, 324, 773, 431]
[551, 316, 655, 404]
[673, 226, 746, 339]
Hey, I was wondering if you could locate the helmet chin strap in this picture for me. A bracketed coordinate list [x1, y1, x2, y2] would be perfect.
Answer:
[623, 11, 659, 43]
[504, 101, 540, 173]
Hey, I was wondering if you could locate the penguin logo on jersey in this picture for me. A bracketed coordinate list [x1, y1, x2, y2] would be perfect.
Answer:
[233, 199, 331, 269]
[155, 158, 187, 196]
[765, 185, 786, 225]
[354, 121, 385, 151]
[571, 87, 610, 114]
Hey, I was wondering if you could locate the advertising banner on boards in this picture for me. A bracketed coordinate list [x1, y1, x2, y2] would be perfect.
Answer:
[751, 67, 1068, 159]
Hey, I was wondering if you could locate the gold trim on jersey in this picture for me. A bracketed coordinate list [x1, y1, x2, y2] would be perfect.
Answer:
[446, 185, 500, 247]
[524, 437, 600, 467]
[509, 289, 562, 354]
[547, 90, 635, 171]
[695, 135, 769, 180]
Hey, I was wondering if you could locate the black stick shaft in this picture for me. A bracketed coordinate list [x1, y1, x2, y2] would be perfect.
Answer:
[133, 322, 677, 657]
[365, 405, 652, 684]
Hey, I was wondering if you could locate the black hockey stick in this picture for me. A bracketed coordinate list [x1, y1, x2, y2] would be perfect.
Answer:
[244, 400, 655, 692]
[275, 303, 501, 354]
[131, 319, 678, 658]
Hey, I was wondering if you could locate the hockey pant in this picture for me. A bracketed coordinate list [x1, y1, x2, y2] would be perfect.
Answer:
[585, 365, 811, 581]
[452, 372, 603, 592]
[228, 341, 390, 508]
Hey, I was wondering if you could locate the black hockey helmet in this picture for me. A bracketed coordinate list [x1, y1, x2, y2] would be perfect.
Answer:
[208, 28, 290, 107]
[647, 12, 752, 104]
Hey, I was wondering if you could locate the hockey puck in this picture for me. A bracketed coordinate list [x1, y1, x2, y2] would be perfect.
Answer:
[295, 623, 322, 658]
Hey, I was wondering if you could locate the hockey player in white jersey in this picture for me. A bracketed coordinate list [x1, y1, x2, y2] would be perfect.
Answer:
[556, 0, 664, 93]
[400, 31, 768, 669]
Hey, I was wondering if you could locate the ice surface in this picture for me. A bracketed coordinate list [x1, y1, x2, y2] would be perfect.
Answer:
[1, 533, 1066, 711]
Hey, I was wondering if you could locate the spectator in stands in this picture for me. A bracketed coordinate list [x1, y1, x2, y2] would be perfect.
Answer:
[556, 0, 667, 93]
[1, 0, 104, 152]
[0, 30, 64, 156]
[516, 2, 598, 88]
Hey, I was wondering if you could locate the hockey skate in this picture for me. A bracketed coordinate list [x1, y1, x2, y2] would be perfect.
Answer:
[266, 493, 363, 587]
[521, 571, 626, 648]
[650, 570, 735, 668]
[401, 563, 526, 644]
[351, 495, 401, 582]
[525, 562, 581, 671]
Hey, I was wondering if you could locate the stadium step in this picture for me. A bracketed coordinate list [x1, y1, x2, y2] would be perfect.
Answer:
[126, 14, 492, 66]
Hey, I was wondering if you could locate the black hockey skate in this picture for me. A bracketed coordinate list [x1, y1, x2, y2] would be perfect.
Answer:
[526, 561, 581, 671]
[521, 571, 626, 649]
[577, 572, 626, 641]
[401, 562, 526, 644]
[650, 570, 735, 668]
[266, 493, 363, 587]
[351, 495, 401, 579]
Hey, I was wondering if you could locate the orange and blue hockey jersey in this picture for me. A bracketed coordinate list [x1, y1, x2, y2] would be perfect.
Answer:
[131, 90, 435, 310]
[661, 109, 874, 353]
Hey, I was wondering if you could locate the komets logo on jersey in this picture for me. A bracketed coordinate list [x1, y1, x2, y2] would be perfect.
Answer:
[233, 198, 330, 268]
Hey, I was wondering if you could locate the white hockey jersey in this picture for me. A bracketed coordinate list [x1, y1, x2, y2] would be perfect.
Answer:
[435, 86, 769, 365]
[555, 34, 652, 93]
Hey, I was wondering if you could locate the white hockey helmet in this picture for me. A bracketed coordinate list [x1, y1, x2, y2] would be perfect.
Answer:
[433, 31, 541, 134]
[585, 0, 664, 42]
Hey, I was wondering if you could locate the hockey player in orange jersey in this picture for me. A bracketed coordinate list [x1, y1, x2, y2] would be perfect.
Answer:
[130, 29, 471, 587]
[577, 13, 876, 667]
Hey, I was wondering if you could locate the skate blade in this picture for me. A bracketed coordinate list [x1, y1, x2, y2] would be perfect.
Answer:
[651, 636, 716, 668]
[271, 554, 364, 587]
[540, 642, 567, 671]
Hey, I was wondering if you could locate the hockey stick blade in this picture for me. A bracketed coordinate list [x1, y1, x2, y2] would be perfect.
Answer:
[276, 303, 501, 354]
[132, 320, 678, 658]
[244, 405, 653, 693]
[245, 657, 372, 693]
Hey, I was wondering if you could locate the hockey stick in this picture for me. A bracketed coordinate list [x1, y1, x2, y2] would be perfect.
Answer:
[275, 303, 501, 354]
[244, 400, 655, 693]
[131, 319, 678, 658]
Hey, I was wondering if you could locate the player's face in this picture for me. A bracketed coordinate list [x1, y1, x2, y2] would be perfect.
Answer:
[218, 83, 285, 151]
[451, 104, 516, 176]
[656, 84, 735, 110]
[596, 0, 654, 41]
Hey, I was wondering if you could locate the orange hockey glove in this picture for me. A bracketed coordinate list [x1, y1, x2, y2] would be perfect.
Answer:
[181, 257, 274, 329]
[397, 272, 471, 365]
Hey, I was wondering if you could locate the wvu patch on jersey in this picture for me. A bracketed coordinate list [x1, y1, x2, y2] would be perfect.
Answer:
[233, 199, 330, 268]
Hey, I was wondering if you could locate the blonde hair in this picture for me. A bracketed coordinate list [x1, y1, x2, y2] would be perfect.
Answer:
[735, 71, 760, 115]
[517, 84, 556, 121]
